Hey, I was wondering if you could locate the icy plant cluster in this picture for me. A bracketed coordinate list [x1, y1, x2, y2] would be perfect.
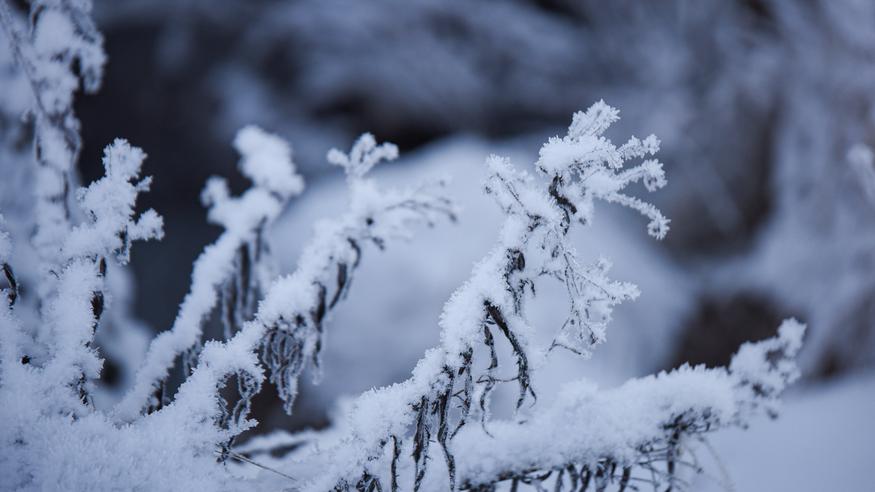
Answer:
[0, 2, 456, 489]
[0, 3, 803, 491]
[250, 102, 803, 492]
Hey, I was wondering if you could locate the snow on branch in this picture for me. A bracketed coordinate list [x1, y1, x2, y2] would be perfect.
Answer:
[114, 125, 303, 422]
[0, 124, 453, 487]
[282, 103, 802, 492]
[0, 0, 105, 266]
[253, 134, 454, 414]
[286, 101, 673, 491]
[162, 133, 455, 453]
[64, 140, 163, 263]
[45, 139, 159, 405]
[0, 137, 158, 424]
[538, 100, 668, 239]
[454, 320, 805, 491]
[327, 132, 399, 180]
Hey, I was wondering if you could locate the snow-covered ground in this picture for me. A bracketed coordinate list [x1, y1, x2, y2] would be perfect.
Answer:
[697, 372, 875, 491]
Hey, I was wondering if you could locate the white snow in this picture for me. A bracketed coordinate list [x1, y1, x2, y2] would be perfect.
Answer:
[696, 373, 875, 492]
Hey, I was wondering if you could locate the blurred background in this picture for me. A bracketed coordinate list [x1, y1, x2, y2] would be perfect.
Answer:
[68, 1, 874, 488]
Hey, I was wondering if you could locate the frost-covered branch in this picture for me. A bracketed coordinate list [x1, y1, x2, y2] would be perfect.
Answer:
[0, 0, 105, 268]
[453, 320, 805, 491]
[0, 127, 454, 488]
[0, 138, 159, 424]
[43, 140, 161, 410]
[0, 3, 139, 447]
[160, 133, 455, 454]
[0, 5, 463, 487]
[289, 101, 676, 491]
[258, 134, 455, 414]
[114, 125, 304, 422]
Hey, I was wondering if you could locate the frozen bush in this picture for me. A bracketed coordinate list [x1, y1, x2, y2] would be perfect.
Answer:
[0, 4, 803, 490]
[258, 103, 803, 492]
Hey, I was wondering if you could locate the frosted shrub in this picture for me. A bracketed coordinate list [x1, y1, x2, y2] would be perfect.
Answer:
[0, 3, 803, 491]
[267, 102, 804, 492]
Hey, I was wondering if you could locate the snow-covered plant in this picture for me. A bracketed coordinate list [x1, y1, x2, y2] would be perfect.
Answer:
[252, 102, 805, 492]
[1, 128, 454, 490]
[113, 125, 305, 421]
[0, 4, 804, 489]
[0, 3, 457, 487]
[0, 0, 105, 270]
[0, 126, 453, 488]
[127, 130, 454, 463]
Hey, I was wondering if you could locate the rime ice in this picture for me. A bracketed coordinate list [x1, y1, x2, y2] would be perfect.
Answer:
[0, 4, 806, 489]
